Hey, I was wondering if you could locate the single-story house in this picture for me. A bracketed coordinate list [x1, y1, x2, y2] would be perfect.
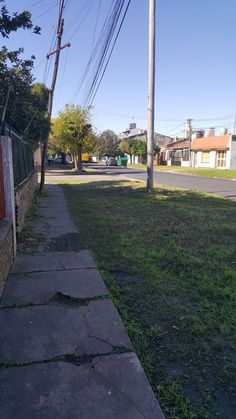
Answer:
[158, 138, 190, 166]
[190, 134, 236, 169]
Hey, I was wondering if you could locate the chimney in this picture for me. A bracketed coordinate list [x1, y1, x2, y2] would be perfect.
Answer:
[207, 127, 215, 137]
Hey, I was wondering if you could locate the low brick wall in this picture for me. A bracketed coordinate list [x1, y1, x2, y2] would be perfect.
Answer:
[15, 170, 38, 233]
[0, 220, 14, 294]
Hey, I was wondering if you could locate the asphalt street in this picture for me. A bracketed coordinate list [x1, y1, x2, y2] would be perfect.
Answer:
[86, 164, 236, 201]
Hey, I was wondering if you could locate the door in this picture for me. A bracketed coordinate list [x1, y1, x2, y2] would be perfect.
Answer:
[216, 151, 226, 168]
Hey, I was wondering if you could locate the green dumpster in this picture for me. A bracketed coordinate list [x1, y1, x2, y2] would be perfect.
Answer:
[118, 157, 128, 167]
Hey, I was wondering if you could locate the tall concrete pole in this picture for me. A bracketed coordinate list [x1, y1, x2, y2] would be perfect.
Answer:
[147, 0, 156, 192]
[187, 118, 193, 167]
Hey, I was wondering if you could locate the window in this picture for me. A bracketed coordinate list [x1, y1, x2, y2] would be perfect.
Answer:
[217, 151, 226, 168]
[201, 151, 210, 163]
[182, 149, 189, 161]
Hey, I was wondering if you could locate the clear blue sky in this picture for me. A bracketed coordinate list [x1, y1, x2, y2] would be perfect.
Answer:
[4, 0, 236, 135]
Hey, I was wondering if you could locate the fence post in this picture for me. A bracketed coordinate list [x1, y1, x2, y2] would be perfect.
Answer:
[0, 141, 5, 221]
[1, 135, 16, 256]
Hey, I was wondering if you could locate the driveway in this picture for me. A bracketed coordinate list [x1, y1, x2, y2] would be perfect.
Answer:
[85, 164, 236, 201]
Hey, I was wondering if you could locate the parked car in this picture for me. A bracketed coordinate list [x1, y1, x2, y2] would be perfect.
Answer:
[106, 157, 118, 166]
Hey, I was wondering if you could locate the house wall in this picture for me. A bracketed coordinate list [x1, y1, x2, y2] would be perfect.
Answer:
[230, 136, 236, 169]
[15, 170, 38, 233]
[194, 150, 216, 168]
[181, 160, 190, 167]
[225, 149, 231, 169]
[192, 150, 231, 169]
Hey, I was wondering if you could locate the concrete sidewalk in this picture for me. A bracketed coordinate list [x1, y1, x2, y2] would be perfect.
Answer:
[0, 185, 164, 418]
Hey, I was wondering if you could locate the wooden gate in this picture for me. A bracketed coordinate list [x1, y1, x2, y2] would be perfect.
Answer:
[0, 141, 6, 221]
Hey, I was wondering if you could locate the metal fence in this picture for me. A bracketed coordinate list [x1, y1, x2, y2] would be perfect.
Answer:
[0, 142, 6, 221]
[4, 126, 35, 188]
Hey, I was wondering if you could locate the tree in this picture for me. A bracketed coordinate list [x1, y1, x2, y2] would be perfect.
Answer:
[55, 105, 92, 171]
[95, 130, 119, 157]
[48, 118, 68, 164]
[119, 139, 135, 162]
[24, 83, 50, 148]
[0, 1, 43, 143]
[0, 1, 40, 38]
[131, 140, 147, 161]
[130, 140, 160, 163]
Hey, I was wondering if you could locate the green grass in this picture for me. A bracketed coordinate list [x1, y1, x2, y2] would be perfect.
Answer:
[61, 180, 236, 418]
[127, 164, 236, 180]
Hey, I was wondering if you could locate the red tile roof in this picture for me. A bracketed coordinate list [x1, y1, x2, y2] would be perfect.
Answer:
[191, 135, 230, 151]
[172, 141, 190, 150]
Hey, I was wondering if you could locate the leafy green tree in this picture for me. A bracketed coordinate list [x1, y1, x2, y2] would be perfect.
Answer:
[95, 130, 119, 157]
[131, 140, 147, 160]
[0, 1, 40, 38]
[0, 0, 44, 143]
[55, 105, 92, 171]
[130, 140, 160, 163]
[25, 83, 50, 148]
[119, 139, 135, 162]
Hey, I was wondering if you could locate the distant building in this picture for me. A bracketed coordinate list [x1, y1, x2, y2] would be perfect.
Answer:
[190, 134, 236, 169]
[158, 133, 236, 169]
[119, 123, 147, 142]
[119, 123, 172, 164]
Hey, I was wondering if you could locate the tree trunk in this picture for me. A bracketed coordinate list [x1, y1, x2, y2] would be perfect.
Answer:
[74, 153, 78, 171]
[61, 152, 66, 165]
[77, 144, 83, 172]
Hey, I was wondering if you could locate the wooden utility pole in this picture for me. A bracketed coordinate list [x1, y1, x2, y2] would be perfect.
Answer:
[147, 0, 156, 192]
[39, 0, 70, 193]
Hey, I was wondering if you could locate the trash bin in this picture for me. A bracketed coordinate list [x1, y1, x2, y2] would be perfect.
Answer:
[119, 157, 128, 167]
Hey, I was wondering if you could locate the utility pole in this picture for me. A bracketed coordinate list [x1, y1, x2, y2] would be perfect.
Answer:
[187, 118, 193, 167]
[39, 0, 70, 193]
[233, 114, 236, 135]
[147, 0, 156, 192]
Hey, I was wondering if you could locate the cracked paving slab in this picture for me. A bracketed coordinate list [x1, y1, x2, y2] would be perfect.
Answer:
[0, 355, 164, 418]
[0, 269, 108, 307]
[0, 300, 132, 364]
[10, 250, 96, 273]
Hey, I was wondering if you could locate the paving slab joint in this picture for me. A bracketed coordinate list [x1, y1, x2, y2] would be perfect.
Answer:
[0, 292, 109, 309]
[0, 347, 134, 370]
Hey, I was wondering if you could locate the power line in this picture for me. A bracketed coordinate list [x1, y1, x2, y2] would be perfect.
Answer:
[79, 0, 132, 108]
[87, 0, 132, 106]
[64, 0, 95, 41]
[33, 1, 58, 21]
[89, 0, 102, 58]
[55, 46, 69, 109]
[70, 0, 119, 102]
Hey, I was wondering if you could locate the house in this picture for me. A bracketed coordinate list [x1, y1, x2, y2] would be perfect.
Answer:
[119, 123, 172, 164]
[158, 137, 190, 166]
[190, 134, 236, 169]
[119, 123, 147, 142]
[157, 130, 236, 169]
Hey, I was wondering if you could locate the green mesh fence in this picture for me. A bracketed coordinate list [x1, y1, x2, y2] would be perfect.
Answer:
[4, 125, 35, 188]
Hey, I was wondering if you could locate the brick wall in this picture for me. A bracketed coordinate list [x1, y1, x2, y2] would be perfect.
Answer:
[0, 220, 14, 294]
[15, 170, 38, 233]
